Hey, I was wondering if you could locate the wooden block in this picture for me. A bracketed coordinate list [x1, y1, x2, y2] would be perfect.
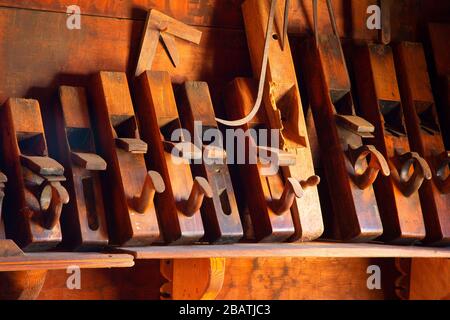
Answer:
[394, 42, 450, 245]
[135, 71, 206, 245]
[299, 31, 385, 241]
[50, 86, 110, 250]
[90, 72, 161, 246]
[242, 0, 323, 242]
[177, 81, 244, 244]
[353, 43, 428, 244]
[0, 98, 68, 251]
[224, 78, 296, 243]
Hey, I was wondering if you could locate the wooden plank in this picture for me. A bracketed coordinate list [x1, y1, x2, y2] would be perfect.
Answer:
[119, 242, 450, 259]
[409, 258, 450, 300]
[0, 253, 134, 272]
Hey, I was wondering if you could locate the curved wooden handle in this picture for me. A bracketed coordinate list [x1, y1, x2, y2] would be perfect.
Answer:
[394, 152, 432, 197]
[40, 182, 69, 230]
[133, 171, 166, 213]
[435, 151, 450, 194]
[347, 145, 390, 190]
[274, 176, 320, 215]
[184, 177, 213, 217]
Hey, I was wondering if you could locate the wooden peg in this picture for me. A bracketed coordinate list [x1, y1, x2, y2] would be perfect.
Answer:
[90, 72, 161, 246]
[241, 0, 324, 242]
[135, 71, 205, 245]
[395, 42, 450, 245]
[39, 182, 70, 230]
[133, 171, 166, 214]
[70, 152, 107, 171]
[353, 43, 428, 243]
[177, 81, 244, 243]
[135, 9, 202, 76]
[184, 177, 213, 217]
[300, 6, 384, 241]
[0, 98, 67, 250]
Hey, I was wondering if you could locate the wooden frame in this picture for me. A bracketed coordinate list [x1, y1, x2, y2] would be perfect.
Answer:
[51, 86, 109, 250]
[177, 81, 244, 244]
[353, 43, 430, 244]
[90, 72, 164, 246]
[0, 98, 69, 251]
[394, 42, 450, 245]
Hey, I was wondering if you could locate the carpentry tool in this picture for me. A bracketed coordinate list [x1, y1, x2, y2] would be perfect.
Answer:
[177, 81, 244, 244]
[51, 86, 109, 250]
[299, 0, 389, 241]
[428, 23, 450, 149]
[0, 172, 6, 239]
[236, 0, 324, 241]
[353, 44, 430, 244]
[90, 72, 165, 246]
[135, 9, 202, 76]
[225, 78, 297, 242]
[395, 42, 450, 245]
[0, 98, 69, 251]
[135, 71, 213, 245]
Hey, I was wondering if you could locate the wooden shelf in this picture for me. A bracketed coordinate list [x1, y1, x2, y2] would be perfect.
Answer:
[118, 242, 450, 259]
[0, 252, 135, 272]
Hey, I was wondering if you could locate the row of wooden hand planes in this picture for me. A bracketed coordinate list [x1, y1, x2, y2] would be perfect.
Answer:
[0, 0, 448, 252]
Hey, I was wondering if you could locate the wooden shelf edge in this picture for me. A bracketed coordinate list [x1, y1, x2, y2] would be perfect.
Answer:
[0, 252, 135, 272]
[117, 242, 450, 259]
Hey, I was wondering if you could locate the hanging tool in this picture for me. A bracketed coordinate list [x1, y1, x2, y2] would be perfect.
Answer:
[135, 9, 203, 76]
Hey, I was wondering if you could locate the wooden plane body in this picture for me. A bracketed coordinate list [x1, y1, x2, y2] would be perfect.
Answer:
[301, 34, 386, 241]
[241, 0, 324, 241]
[0, 98, 69, 251]
[353, 44, 429, 244]
[52, 86, 109, 250]
[135, 71, 209, 245]
[394, 42, 450, 245]
[177, 81, 244, 244]
[225, 78, 297, 242]
[91, 72, 162, 246]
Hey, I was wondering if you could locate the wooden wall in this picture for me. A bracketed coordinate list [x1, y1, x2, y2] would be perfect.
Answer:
[0, 0, 448, 300]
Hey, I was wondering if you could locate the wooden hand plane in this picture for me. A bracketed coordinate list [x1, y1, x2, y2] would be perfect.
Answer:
[394, 42, 450, 245]
[353, 44, 430, 244]
[177, 81, 244, 244]
[50, 86, 109, 250]
[235, 0, 323, 241]
[0, 98, 69, 251]
[225, 78, 308, 242]
[90, 72, 165, 246]
[299, 0, 388, 241]
[135, 71, 213, 245]
[0, 171, 6, 239]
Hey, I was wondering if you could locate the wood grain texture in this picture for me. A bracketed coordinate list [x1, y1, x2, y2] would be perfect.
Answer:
[299, 34, 384, 241]
[37, 260, 160, 300]
[409, 258, 450, 300]
[353, 44, 426, 244]
[242, 0, 323, 242]
[216, 258, 397, 300]
[394, 42, 450, 245]
[0, 98, 68, 251]
[134, 71, 205, 244]
[51, 86, 110, 250]
[119, 242, 450, 259]
[90, 72, 161, 246]
[177, 81, 244, 244]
